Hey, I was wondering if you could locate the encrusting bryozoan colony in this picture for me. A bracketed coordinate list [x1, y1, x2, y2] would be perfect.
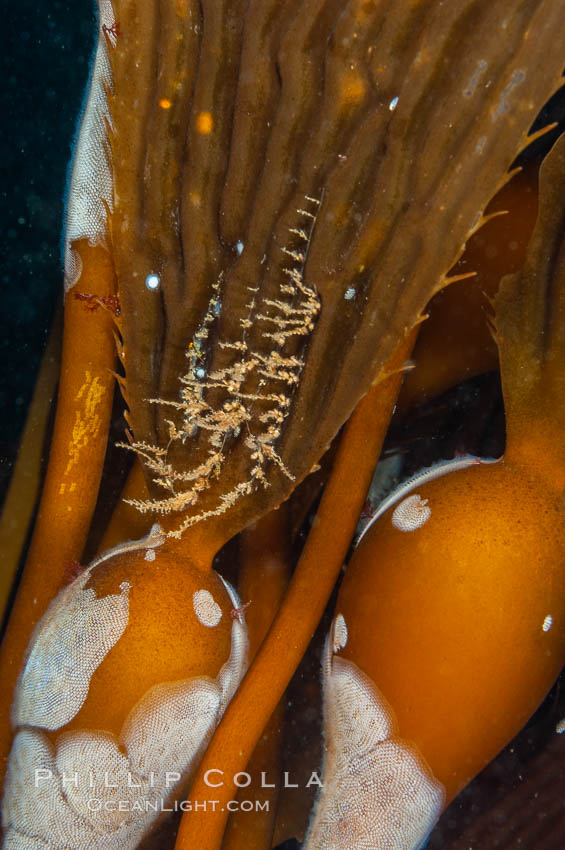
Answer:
[304, 614, 445, 850]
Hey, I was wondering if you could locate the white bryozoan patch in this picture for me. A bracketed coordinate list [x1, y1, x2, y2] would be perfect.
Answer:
[303, 615, 445, 850]
[64, 0, 115, 292]
[11, 572, 131, 732]
[193, 589, 223, 627]
[392, 494, 431, 532]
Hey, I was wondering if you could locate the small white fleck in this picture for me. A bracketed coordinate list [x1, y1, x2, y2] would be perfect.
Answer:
[193, 589, 222, 627]
[144, 549, 156, 562]
[236, 240, 244, 255]
[463, 59, 488, 99]
[332, 614, 348, 653]
[556, 718, 565, 734]
[344, 287, 356, 300]
[389, 96, 399, 111]
[145, 273, 161, 291]
[542, 614, 553, 632]
[195, 367, 206, 379]
[392, 494, 431, 532]
[149, 522, 164, 539]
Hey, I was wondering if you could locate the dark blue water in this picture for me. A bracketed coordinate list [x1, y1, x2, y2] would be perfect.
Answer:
[0, 0, 93, 492]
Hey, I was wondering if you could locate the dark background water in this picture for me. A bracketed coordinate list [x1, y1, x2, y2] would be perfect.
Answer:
[0, 0, 94, 493]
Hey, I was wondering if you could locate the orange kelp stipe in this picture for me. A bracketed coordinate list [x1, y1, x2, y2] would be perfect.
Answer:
[98, 459, 151, 553]
[336, 133, 565, 809]
[0, 240, 116, 785]
[0, 309, 61, 623]
[222, 506, 291, 850]
[174, 331, 416, 850]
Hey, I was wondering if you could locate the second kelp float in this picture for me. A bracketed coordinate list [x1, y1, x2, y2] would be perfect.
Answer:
[2, 1, 565, 849]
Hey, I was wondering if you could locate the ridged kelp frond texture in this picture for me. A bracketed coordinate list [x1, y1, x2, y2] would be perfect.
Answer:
[105, 0, 565, 540]
[495, 129, 565, 474]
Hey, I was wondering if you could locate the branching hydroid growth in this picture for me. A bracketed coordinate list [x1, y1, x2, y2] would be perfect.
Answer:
[120, 197, 321, 537]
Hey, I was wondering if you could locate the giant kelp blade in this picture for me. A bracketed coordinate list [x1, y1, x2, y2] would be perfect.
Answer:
[103, 0, 565, 540]
[495, 127, 565, 464]
[280, 0, 565, 479]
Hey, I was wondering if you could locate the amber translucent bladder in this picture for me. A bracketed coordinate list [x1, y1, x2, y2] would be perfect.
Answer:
[339, 130, 565, 809]
[3, 1, 565, 848]
[339, 458, 565, 803]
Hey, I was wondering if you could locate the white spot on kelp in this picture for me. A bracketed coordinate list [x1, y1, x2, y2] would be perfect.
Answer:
[463, 59, 488, 98]
[492, 69, 526, 120]
[357, 454, 496, 545]
[193, 589, 222, 627]
[392, 494, 431, 532]
[145, 273, 161, 291]
[332, 614, 348, 653]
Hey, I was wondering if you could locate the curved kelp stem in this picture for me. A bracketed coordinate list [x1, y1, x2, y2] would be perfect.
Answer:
[98, 459, 152, 553]
[0, 240, 116, 783]
[174, 331, 416, 850]
[222, 504, 292, 850]
[0, 307, 62, 625]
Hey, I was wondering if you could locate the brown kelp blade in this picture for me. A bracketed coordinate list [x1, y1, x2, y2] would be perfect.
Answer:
[105, 0, 565, 541]
[495, 127, 565, 477]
